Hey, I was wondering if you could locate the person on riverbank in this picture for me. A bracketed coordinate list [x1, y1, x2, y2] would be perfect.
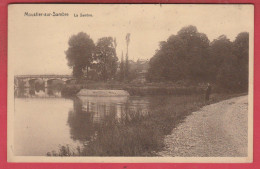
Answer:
[205, 83, 212, 101]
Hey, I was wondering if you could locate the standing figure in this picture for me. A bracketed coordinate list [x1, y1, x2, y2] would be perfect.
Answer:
[205, 83, 212, 101]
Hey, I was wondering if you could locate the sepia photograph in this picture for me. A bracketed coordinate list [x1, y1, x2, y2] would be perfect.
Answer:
[8, 4, 253, 163]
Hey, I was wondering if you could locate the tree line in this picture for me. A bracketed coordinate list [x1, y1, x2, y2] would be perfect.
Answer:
[65, 32, 131, 82]
[146, 25, 249, 91]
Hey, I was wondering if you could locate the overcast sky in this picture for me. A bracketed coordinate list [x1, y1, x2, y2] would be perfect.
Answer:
[9, 4, 253, 75]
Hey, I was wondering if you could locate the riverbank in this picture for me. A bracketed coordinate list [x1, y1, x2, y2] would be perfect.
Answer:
[158, 95, 248, 157]
[61, 81, 212, 97]
[49, 92, 246, 156]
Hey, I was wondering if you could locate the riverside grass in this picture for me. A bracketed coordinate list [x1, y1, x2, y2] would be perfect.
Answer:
[61, 82, 205, 97]
[48, 93, 245, 156]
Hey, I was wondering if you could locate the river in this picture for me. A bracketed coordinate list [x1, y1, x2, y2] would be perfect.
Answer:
[14, 88, 150, 156]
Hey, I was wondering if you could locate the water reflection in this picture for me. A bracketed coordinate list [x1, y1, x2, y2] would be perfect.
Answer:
[67, 98, 96, 142]
[78, 96, 128, 122]
[14, 87, 150, 156]
[67, 96, 149, 143]
[15, 87, 61, 98]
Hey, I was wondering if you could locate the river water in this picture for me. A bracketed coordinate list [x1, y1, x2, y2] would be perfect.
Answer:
[14, 88, 151, 156]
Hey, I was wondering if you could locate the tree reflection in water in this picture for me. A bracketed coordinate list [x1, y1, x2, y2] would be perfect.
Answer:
[14, 88, 151, 156]
[67, 96, 129, 144]
[67, 97, 96, 143]
[64, 96, 155, 156]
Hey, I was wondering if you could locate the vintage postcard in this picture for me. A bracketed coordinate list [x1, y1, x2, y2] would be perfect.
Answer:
[8, 4, 254, 163]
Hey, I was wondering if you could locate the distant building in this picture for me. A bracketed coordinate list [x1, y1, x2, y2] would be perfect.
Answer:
[129, 59, 149, 83]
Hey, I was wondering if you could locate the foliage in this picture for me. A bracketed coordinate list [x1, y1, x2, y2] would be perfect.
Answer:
[94, 37, 118, 81]
[125, 52, 129, 81]
[119, 51, 125, 81]
[64, 28, 249, 92]
[147, 25, 210, 82]
[232, 32, 249, 91]
[65, 32, 95, 80]
[147, 25, 249, 92]
[216, 56, 241, 91]
[214, 33, 249, 91]
[208, 35, 233, 82]
[125, 33, 131, 81]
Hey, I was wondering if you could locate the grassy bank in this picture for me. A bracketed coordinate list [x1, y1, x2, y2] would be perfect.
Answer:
[125, 86, 203, 96]
[48, 92, 246, 156]
[61, 81, 208, 97]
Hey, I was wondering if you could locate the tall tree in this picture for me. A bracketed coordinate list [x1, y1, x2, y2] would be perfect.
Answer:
[176, 26, 210, 81]
[125, 54, 129, 81]
[94, 37, 118, 81]
[147, 25, 210, 82]
[119, 51, 125, 81]
[215, 32, 249, 91]
[65, 32, 95, 81]
[208, 35, 233, 81]
[232, 32, 249, 90]
[125, 33, 131, 80]
[114, 37, 117, 53]
[233, 32, 249, 63]
[216, 55, 240, 91]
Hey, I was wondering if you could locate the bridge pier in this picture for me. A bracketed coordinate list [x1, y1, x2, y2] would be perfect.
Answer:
[42, 78, 48, 88]
[24, 79, 30, 88]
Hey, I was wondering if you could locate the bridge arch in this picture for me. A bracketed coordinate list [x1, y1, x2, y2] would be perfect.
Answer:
[15, 78, 27, 88]
[46, 78, 65, 88]
[65, 79, 76, 84]
[28, 78, 40, 88]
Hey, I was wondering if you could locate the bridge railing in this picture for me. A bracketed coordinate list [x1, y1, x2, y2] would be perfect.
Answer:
[14, 75, 73, 79]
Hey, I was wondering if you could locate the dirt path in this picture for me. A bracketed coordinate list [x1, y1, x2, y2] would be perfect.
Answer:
[158, 95, 248, 157]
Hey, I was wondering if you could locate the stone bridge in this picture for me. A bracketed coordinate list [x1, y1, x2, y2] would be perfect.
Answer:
[14, 74, 74, 88]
